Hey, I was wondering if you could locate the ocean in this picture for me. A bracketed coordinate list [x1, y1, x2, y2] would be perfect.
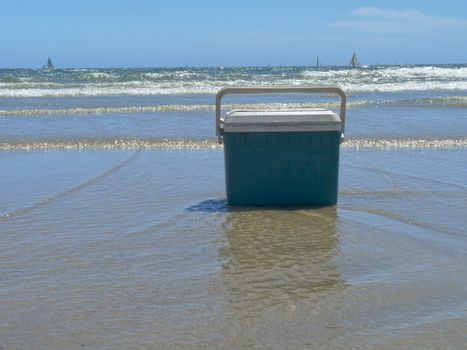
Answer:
[1, 65, 466, 349]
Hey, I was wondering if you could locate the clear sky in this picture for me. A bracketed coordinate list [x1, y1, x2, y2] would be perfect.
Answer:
[1, 0, 466, 68]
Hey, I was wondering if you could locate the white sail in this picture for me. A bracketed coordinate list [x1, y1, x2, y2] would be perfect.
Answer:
[47, 57, 54, 69]
[349, 53, 358, 67]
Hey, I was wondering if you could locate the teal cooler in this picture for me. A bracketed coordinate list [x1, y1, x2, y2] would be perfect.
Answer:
[216, 87, 347, 207]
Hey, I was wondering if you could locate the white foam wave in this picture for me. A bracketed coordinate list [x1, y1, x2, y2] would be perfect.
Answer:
[1, 80, 467, 97]
[85, 72, 119, 79]
[2, 96, 466, 117]
[0, 105, 213, 116]
[0, 101, 380, 117]
[0, 83, 217, 97]
[143, 72, 165, 79]
[0, 139, 222, 151]
[1, 138, 466, 151]
[342, 81, 467, 93]
[301, 66, 467, 80]
[342, 138, 467, 149]
[0, 82, 69, 89]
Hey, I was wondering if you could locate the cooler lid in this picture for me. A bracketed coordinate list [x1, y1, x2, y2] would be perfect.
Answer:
[223, 109, 341, 132]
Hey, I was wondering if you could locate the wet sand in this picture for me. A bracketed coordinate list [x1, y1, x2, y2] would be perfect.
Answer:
[1, 148, 466, 349]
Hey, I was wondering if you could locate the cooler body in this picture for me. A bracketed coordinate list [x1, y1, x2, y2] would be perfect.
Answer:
[222, 109, 341, 206]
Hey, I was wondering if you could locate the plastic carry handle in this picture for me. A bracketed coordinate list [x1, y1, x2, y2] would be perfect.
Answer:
[215, 86, 347, 144]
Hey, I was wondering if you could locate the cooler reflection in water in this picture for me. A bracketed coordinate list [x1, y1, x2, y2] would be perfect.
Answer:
[218, 206, 345, 312]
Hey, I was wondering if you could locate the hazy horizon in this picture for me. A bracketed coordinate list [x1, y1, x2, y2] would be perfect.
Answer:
[2, 61, 467, 70]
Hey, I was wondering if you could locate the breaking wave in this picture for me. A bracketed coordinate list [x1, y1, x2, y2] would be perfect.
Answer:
[1, 65, 467, 97]
[1, 82, 467, 98]
[2, 137, 466, 151]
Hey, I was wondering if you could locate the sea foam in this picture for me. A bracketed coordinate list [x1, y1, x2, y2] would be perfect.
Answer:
[2, 138, 466, 151]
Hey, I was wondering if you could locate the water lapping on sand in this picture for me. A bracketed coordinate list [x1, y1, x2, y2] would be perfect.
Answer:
[1, 65, 467, 97]
[2, 96, 467, 117]
[0, 102, 370, 116]
[2, 137, 467, 151]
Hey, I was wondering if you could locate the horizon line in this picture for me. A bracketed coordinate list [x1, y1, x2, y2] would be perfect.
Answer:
[1, 62, 466, 70]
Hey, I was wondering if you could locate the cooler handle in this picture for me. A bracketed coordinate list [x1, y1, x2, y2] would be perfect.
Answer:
[215, 86, 347, 144]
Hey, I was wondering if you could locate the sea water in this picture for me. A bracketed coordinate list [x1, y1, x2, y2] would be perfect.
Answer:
[1, 65, 466, 349]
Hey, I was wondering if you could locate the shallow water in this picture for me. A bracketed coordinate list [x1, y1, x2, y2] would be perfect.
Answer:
[1, 66, 467, 348]
[1, 149, 466, 349]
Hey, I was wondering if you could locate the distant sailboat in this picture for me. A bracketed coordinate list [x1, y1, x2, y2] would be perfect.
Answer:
[42, 57, 54, 70]
[349, 52, 359, 67]
[47, 57, 54, 69]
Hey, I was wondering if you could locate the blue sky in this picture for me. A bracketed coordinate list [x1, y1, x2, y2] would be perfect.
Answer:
[1, 0, 466, 68]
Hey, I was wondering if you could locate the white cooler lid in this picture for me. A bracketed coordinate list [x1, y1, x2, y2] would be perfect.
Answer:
[223, 109, 341, 132]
